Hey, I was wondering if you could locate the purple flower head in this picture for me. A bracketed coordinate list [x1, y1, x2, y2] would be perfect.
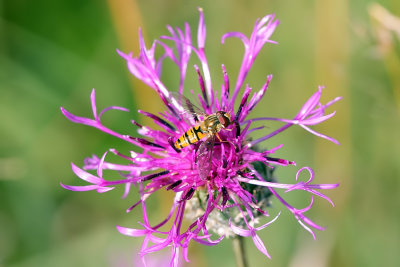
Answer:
[61, 8, 340, 266]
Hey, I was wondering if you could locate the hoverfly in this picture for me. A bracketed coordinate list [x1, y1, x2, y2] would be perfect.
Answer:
[172, 95, 232, 179]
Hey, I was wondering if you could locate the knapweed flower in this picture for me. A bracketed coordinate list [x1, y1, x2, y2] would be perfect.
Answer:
[61, 8, 341, 266]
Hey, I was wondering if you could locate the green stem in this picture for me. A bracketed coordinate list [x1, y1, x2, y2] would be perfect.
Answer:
[232, 235, 248, 267]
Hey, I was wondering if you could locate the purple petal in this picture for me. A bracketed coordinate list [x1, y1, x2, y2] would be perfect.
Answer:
[90, 89, 98, 121]
[301, 111, 337, 125]
[307, 190, 336, 207]
[193, 234, 224, 246]
[251, 231, 271, 259]
[255, 212, 281, 231]
[221, 32, 249, 46]
[98, 106, 129, 121]
[97, 151, 107, 178]
[297, 196, 314, 213]
[307, 183, 340, 190]
[303, 216, 326, 232]
[197, 7, 206, 48]
[297, 89, 321, 119]
[60, 183, 99, 192]
[298, 220, 317, 240]
[171, 246, 180, 267]
[96, 187, 115, 193]
[116, 225, 148, 237]
[71, 162, 102, 184]
[300, 125, 340, 144]
[229, 220, 251, 236]
[60, 107, 96, 127]
[295, 166, 313, 182]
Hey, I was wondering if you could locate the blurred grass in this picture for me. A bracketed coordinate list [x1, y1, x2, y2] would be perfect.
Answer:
[1, 0, 399, 267]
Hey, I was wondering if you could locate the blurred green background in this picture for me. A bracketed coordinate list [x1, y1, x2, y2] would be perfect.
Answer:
[1, 0, 399, 266]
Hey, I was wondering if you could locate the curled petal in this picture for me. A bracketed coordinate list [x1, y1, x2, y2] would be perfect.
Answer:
[296, 167, 314, 183]
[221, 32, 249, 46]
[298, 196, 315, 214]
[98, 106, 129, 120]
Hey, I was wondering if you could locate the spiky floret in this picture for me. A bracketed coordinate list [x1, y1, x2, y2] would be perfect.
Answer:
[61, 8, 340, 266]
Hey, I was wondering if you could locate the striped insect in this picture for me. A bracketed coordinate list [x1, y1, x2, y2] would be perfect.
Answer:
[172, 96, 232, 179]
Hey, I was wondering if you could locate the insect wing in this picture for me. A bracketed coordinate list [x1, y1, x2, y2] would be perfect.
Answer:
[170, 92, 207, 122]
[196, 135, 215, 180]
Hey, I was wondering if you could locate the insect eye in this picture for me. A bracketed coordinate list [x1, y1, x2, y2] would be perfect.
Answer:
[223, 117, 231, 128]
[216, 112, 224, 123]
[217, 112, 231, 128]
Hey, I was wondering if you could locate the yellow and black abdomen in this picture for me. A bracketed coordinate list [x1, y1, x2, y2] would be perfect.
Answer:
[174, 125, 207, 150]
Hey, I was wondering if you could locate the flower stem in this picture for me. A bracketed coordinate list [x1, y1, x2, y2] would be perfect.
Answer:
[232, 235, 248, 267]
